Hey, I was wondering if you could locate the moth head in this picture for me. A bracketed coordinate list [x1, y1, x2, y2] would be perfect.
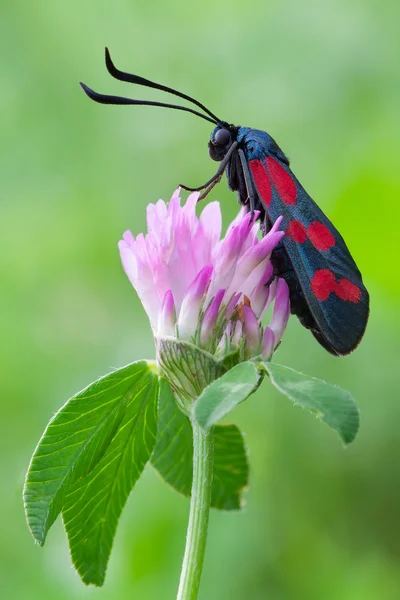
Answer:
[209, 124, 235, 161]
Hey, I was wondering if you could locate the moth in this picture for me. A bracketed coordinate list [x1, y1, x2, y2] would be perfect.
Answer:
[81, 49, 369, 355]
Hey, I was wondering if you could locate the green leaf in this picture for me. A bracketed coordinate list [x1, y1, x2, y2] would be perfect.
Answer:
[212, 425, 249, 510]
[152, 378, 248, 510]
[194, 361, 262, 430]
[23, 361, 159, 586]
[260, 362, 360, 444]
[151, 378, 193, 496]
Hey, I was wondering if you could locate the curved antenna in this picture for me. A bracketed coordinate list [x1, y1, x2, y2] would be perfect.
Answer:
[79, 83, 218, 125]
[105, 47, 222, 124]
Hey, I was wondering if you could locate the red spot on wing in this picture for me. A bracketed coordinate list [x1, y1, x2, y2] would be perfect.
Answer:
[287, 220, 307, 243]
[307, 222, 336, 251]
[249, 160, 272, 207]
[311, 269, 361, 303]
[334, 279, 362, 303]
[266, 157, 297, 205]
[311, 269, 336, 301]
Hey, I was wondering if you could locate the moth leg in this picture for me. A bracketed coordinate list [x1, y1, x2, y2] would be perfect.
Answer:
[197, 177, 221, 200]
[180, 141, 238, 195]
[263, 213, 272, 234]
[238, 149, 257, 221]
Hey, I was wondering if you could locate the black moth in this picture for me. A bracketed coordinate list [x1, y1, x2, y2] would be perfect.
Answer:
[80, 49, 369, 356]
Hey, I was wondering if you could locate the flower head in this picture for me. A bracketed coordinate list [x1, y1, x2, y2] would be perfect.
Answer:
[119, 189, 290, 367]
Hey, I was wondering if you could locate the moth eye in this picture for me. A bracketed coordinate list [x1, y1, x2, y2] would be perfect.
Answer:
[214, 128, 231, 146]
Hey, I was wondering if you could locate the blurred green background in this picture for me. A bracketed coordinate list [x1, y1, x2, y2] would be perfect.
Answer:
[1, 1, 399, 598]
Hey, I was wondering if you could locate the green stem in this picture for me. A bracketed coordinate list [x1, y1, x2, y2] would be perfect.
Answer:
[177, 420, 214, 600]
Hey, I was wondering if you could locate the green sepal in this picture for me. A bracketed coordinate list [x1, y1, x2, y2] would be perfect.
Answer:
[259, 361, 360, 445]
[151, 378, 249, 510]
[156, 338, 224, 414]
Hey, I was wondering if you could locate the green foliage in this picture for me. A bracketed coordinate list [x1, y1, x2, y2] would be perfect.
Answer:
[259, 362, 359, 444]
[151, 378, 193, 496]
[152, 378, 248, 510]
[24, 364, 255, 586]
[192, 358, 359, 445]
[212, 425, 249, 510]
[24, 361, 159, 585]
[5, 3, 400, 596]
[194, 361, 262, 429]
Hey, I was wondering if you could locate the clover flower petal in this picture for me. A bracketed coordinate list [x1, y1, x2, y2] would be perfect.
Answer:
[119, 190, 290, 362]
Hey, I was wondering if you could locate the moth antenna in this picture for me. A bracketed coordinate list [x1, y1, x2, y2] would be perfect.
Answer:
[79, 82, 218, 124]
[105, 47, 222, 124]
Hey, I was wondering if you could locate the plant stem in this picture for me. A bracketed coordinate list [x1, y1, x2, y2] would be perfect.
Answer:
[177, 420, 214, 600]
